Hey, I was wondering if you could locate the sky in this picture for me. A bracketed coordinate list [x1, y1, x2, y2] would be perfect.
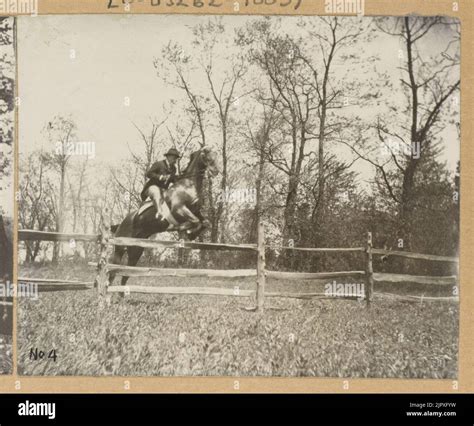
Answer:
[16, 15, 460, 186]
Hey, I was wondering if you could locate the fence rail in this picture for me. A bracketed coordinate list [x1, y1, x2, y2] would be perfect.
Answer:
[101, 264, 257, 279]
[373, 273, 456, 286]
[266, 270, 365, 280]
[17, 277, 94, 291]
[110, 236, 257, 252]
[372, 248, 459, 263]
[269, 246, 365, 253]
[375, 292, 459, 303]
[265, 291, 362, 300]
[108, 285, 255, 297]
[17, 224, 459, 310]
[19, 230, 100, 242]
[18, 277, 94, 285]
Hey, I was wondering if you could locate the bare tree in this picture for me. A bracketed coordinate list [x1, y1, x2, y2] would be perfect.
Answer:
[343, 17, 460, 249]
[240, 97, 279, 243]
[130, 118, 168, 177]
[68, 158, 88, 233]
[241, 20, 320, 244]
[298, 17, 370, 235]
[42, 116, 77, 262]
[18, 152, 57, 262]
[156, 19, 249, 243]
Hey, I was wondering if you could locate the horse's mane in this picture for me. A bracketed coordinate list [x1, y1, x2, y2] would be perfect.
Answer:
[177, 149, 202, 180]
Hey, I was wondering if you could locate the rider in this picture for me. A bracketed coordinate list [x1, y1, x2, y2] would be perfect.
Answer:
[140, 147, 181, 219]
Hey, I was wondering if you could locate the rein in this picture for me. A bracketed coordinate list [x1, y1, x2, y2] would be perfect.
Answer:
[176, 169, 207, 181]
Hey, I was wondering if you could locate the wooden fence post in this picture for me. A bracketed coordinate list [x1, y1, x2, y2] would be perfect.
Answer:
[365, 231, 374, 308]
[94, 213, 111, 304]
[256, 221, 266, 311]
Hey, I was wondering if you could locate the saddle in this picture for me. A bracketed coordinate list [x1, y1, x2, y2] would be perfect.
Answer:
[137, 199, 179, 227]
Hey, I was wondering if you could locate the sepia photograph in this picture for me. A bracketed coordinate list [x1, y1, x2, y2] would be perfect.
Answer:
[0, 16, 14, 375]
[15, 13, 460, 378]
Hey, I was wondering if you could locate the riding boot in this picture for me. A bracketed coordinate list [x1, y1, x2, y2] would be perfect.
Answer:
[153, 199, 161, 219]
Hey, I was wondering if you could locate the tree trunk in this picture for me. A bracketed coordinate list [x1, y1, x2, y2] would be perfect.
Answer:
[249, 142, 266, 244]
[398, 157, 419, 250]
[53, 164, 66, 264]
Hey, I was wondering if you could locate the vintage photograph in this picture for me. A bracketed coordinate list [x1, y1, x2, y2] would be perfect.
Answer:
[0, 16, 14, 375]
[16, 14, 459, 377]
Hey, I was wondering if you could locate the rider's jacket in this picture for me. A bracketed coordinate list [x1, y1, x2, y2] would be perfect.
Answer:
[141, 159, 177, 201]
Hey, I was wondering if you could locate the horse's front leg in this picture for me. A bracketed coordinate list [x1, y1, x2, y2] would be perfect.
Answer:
[187, 225, 205, 241]
[174, 205, 202, 235]
[195, 210, 210, 229]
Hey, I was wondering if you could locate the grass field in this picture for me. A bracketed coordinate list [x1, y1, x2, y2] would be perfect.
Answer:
[0, 334, 12, 374]
[17, 263, 458, 378]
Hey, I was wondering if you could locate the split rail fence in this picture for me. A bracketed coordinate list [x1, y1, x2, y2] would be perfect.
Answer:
[17, 221, 459, 310]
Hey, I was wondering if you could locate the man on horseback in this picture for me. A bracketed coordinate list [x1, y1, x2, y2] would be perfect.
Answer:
[140, 147, 181, 219]
[110, 147, 220, 292]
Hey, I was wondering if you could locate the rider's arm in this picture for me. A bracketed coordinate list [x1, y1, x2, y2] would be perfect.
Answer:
[146, 162, 170, 183]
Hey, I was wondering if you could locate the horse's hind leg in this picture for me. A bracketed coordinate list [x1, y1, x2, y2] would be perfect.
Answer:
[119, 246, 144, 297]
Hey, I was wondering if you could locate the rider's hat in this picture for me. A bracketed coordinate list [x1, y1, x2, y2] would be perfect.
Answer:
[164, 147, 181, 158]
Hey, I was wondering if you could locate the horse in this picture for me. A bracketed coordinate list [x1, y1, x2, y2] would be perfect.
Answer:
[108, 147, 220, 290]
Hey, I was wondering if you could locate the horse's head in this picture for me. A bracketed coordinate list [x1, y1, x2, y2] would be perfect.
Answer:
[183, 147, 220, 180]
[198, 147, 220, 178]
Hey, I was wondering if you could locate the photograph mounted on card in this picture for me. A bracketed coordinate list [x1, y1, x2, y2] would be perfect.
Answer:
[0, 16, 15, 375]
[14, 11, 460, 380]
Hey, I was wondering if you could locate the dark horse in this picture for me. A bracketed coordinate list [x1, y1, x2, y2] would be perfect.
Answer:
[109, 147, 219, 289]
